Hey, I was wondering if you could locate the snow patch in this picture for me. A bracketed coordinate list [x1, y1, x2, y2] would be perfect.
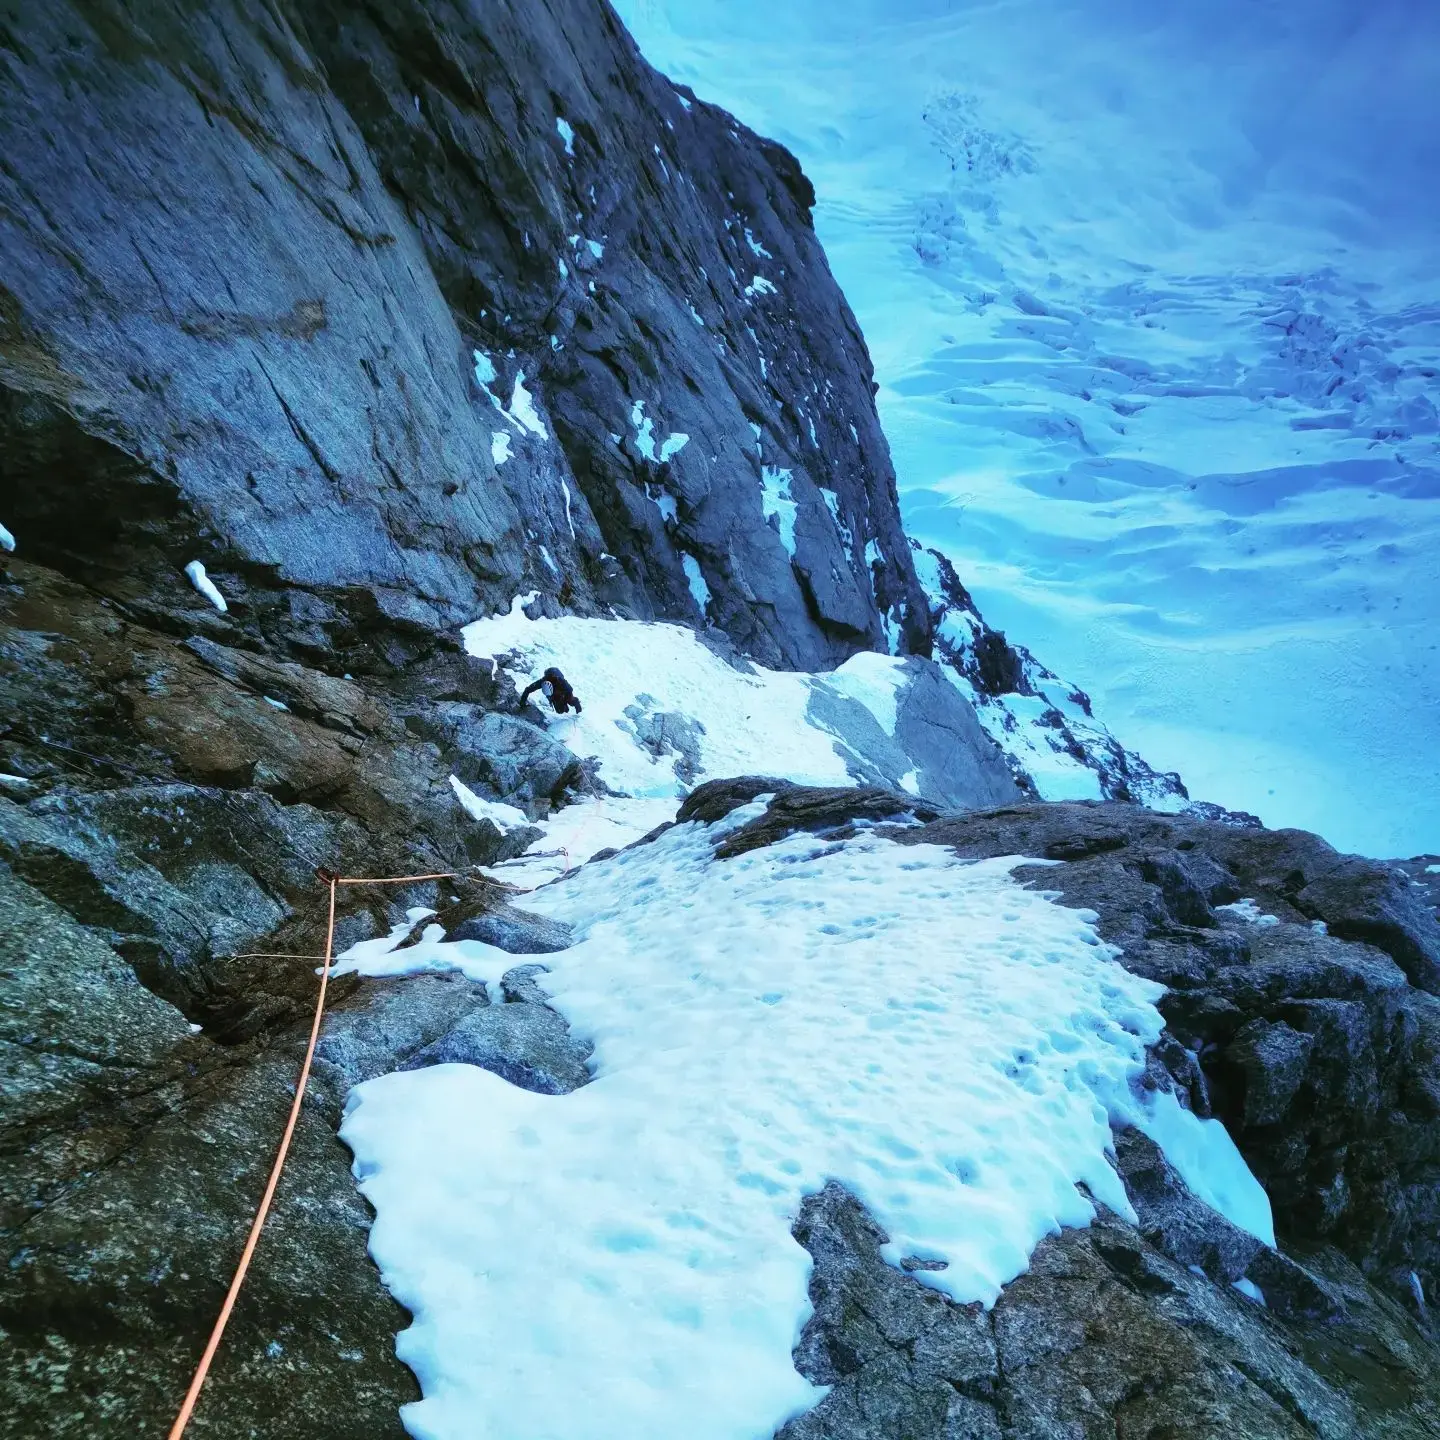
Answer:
[509, 373, 547, 439]
[449, 776, 528, 832]
[823, 651, 910, 737]
[184, 561, 227, 613]
[819, 488, 854, 555]
[631, 400, 657, 461]
[555, 117, 575, 155]
[491, 431, 513, 466]
[1217, 898, 1282, 927]
[0, 521, 14, 552]
[1134, 1088, 1275, 1247]
[559, 477, 577, 537]
[471, 350, 497, 386]
[682, 553, 712, 613]
[464, 607, 852, 798]
[760, 466, 797, 556]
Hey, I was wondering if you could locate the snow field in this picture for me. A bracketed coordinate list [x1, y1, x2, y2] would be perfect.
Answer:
[342, 804, 1273, 1440]
[464, 600, 880, 797]
[611, 0, 1440, 856]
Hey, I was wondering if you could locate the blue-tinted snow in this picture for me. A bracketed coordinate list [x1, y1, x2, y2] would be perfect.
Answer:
[681, 552, 712, 612]
[760, 465, 798, 555]
[342, 807, 1272, 1440]
[613, 0, 1440, 855]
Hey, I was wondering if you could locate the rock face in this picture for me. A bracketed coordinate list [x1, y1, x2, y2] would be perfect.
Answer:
[0, 0, 925, 669]
[910, 542, 1193, 807]
[2, 0, 1433, 1436]
[1, 826, 591, 1438]
[0, 4, 1020, 1431]
[674, 781, 1440, 1436]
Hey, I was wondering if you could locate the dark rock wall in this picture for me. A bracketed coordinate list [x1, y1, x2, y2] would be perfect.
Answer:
[0, 0, 925, 667]
[0, 3, 941, 1431]
[5, 0, 1434, 1435]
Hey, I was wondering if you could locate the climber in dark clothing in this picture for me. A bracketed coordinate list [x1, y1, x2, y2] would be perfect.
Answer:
[520, 666, 583, 715]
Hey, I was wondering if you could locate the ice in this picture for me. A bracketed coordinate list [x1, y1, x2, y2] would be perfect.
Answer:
[760, 466, 797, 556]
[587, 238, 605, 259]
[1426, 864, 1440, 876]
[491, 431, 512, 466]
[262, 696, 288, 711]
[612, 0, 1440, 856]
[183, 560, 227, 613]
[555, 116, 575, 155]
[1233, 1278, 1266, 1305]
[560, 477, 577, 536]
[682, 553, 711, 612]
[654, 493, 677, 524]
[344, 806, 1272, 1440]
[658, 432, 690, 462]
[0, 521, 14, 552]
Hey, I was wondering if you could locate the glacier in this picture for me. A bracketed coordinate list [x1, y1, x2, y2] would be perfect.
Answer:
[613, 0, 1440, 857]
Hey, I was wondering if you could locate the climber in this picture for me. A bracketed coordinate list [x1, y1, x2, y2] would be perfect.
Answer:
[520, 666, 583, 716]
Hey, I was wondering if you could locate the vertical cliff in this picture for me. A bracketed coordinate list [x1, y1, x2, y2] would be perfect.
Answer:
[0, 0, 925, 669]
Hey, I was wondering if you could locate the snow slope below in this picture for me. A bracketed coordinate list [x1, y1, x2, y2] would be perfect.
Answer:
[342, 802, 1271, 1440]
[613, 0, 1440, 856]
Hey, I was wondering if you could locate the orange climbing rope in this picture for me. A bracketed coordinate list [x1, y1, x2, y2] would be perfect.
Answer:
[167, 868, 454, 1440]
